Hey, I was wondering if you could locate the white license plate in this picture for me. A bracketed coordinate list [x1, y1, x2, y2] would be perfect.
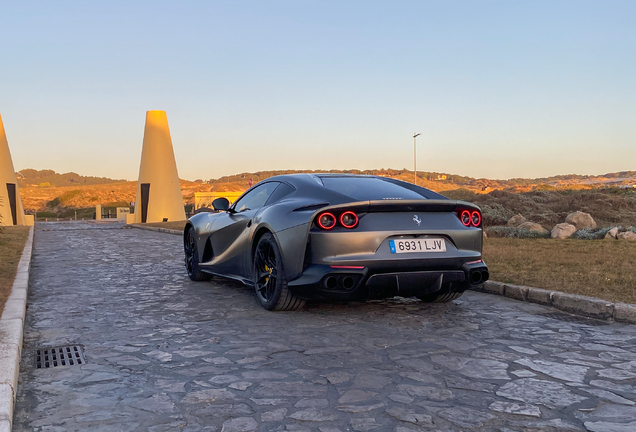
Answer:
[389, 238, 446, 253]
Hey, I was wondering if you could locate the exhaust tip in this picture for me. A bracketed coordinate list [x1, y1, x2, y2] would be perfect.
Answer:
[481, 270, 489, 282]
[470, 271, 482, 284]
[342, 276, 355, 290]
[325, 276, 337, 290]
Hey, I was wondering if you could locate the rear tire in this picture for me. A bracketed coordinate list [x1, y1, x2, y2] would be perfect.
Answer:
[184, 226, 212, 281]
[253, 233, 305, 311]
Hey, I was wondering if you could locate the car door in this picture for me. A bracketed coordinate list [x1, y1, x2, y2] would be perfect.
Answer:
[207, 182, 279, 280]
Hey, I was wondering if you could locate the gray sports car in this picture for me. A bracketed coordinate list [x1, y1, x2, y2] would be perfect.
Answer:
[184, 174, 488, 311]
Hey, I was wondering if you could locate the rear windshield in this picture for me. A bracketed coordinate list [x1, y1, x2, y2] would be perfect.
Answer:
[320, 177, 427, 201]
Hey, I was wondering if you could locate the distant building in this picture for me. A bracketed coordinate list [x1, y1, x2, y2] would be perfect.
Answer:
[194, 192, 243, 210]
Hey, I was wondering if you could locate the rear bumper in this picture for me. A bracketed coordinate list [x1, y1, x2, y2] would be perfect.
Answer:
[287, 259, 488, 301]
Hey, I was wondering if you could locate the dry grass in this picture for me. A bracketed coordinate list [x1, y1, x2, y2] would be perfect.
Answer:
[483, 238, 636, 304]
[132, 221, 188, 231]
[0, 226, 30, 315]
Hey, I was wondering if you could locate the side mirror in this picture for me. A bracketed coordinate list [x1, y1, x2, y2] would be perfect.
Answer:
[212, 197, 230, 212]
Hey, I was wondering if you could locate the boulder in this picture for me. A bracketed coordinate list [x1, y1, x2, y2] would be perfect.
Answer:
[617, 231, 636, 241]
[551, 223, 577, 239]
[507, 214, 527, 227]
[517, 222, 548, 234]
[565, 211, 597, 229]
[604, 227, 619, 240]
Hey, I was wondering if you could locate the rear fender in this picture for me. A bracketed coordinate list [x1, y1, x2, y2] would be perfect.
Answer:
[270, 223, 311, 282]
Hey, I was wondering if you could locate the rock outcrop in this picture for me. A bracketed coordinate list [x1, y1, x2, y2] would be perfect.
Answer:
[617, 231, 636, 241]
[604, 227, 619, 239]
[565, 211, 597, 229]
[507, 214, 527, 227]
[517, 222, 548, 234]
[551, 223, 577, 239]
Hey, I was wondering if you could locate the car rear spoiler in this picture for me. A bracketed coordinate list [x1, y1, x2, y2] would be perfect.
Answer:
[311, 199, 480, 214]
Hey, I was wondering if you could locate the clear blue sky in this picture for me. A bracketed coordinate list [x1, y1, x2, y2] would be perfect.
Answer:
[1, 1, 634, 181]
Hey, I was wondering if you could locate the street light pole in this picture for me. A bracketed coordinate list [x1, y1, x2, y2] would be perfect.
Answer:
[413, 133, 421, 185]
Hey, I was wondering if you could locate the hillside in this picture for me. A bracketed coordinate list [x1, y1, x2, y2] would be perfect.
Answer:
[208, 169, 636, 193]
[15, 169, 636, 226]
[19, 180, 212, 216]
[17, 169, 125, 187]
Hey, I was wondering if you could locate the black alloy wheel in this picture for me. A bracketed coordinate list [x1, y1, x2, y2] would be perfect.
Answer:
[184, 226, 212, 281]
[253, 233, 305, 311]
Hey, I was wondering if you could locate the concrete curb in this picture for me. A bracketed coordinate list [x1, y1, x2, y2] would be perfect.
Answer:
[127, 224, 183, 236]
[472, 281, 636, 324]
[0, 226, 34, 431]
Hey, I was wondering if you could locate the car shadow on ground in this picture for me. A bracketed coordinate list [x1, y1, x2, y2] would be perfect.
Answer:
[196, 274, 465, 315]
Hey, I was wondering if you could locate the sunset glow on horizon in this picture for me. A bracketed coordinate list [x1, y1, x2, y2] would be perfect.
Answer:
[1, 1, 634, 182]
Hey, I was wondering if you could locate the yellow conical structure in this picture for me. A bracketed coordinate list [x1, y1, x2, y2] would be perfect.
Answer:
[134, 111, 186, 223]
[0, 113, 26, 226]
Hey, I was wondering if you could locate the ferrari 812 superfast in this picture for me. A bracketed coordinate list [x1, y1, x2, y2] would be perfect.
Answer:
[184, 174, 488, 311]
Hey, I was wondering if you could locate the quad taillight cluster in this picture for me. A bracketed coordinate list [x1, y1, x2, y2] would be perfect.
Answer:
[317, 211, 359, 230]
[457, 209, 481, 227]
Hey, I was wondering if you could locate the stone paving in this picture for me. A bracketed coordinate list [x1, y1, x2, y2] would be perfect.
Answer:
[13, 221, 636, 431]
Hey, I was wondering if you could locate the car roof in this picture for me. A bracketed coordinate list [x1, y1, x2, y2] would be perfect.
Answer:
[265, 173, 376, 183]
[258, 173, 447, 201]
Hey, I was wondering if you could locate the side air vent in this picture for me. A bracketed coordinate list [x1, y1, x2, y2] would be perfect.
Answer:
[202, 239, 214, 262]
[293, 202, 330, 212]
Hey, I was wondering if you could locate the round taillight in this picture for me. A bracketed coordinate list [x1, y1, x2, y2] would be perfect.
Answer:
[340, 211, 358, 228]
[471, 211, 481, 227]
[317, 212, 336, 230]
[460, 210, 471, 227]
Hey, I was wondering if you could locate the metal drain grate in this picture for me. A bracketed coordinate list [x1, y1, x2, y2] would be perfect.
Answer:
[35, 346, 86, 369]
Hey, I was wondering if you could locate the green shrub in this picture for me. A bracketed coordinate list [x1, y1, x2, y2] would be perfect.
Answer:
[482, 204, 515, 226]
[571, 227, 617, 240]
[58, 190, 81, 204]
[47, 197, 61, 208]
[36, 211, 57, 218]
[535, 184, 556, 191]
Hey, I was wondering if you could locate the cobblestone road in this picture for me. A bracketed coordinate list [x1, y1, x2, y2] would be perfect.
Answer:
[13, 222, 636, 431]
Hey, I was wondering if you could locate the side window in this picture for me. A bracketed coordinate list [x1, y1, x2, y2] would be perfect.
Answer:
[233, 182, 279, 212]
[265, 183, 295, 206]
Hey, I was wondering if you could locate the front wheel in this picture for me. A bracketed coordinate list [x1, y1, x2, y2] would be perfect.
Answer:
[184, 226, 212, 281]
[253, 233, 305, 311]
